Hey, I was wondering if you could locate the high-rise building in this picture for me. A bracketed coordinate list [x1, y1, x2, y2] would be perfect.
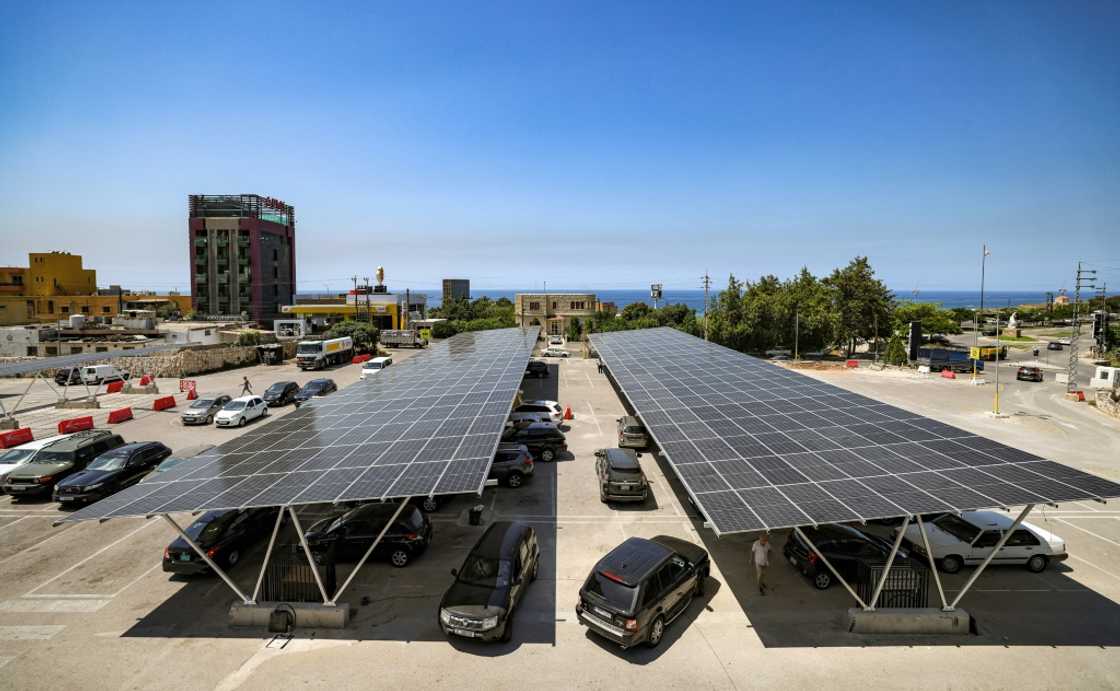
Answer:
[442, 278, 470, 305]
[188, 195, 295, 325]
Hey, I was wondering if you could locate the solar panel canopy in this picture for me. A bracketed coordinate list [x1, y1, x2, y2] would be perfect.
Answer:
[62, 327, 539, 523]
[590, 327, 1120, 536]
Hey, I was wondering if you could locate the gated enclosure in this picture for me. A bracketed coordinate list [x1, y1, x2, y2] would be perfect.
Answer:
[258, 544, 337, 603]
[855, 560, 930, 608]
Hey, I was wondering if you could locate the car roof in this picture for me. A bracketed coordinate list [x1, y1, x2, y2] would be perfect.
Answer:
[618, 415, 640, 424]
[37, 429, 112, 451]
[521, 399, 559, 407]
[959, 510, 1017, 529]
[102, 441, 158, 454]
[799, 523, 870, 542]
[307, 378, 332, 385]
[471, 521, 529, 560]
[268, 380, 297, 386]
[10, 434, 73, 451]
[596, 537, 672, 586]
[602, 448, 640, 469]
[230, 395, 256, 402]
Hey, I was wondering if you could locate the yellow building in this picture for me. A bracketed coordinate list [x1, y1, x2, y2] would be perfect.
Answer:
[281, 291, 427, 331]
[0, 252, 191, 326]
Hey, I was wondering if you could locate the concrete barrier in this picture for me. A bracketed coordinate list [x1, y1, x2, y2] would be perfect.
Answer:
[940, 369, 956, 379]
[107, 407, 134, 424]
[105, 380, 125, 394]
[847, 607, 971, 635]
[58, 416, 95, 434]
[0, 427, 33, 448]
[846, 359, 859, 368]
[352, 354, 371, 364]
[152, 395, 176, 411]
[229, 601, 350, 629]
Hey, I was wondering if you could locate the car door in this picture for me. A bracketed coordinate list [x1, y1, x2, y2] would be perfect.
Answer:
[1001, 529, 1041, 563]
[660, 555, 692, 618]
[122, 451, 149, 487]
[968, 530, 1003, 564]
[344, 519, 377, 559]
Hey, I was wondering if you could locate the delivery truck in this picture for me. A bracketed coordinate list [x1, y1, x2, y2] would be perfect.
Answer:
[379, 329, 428, 348]
[296, 336, 354, 370]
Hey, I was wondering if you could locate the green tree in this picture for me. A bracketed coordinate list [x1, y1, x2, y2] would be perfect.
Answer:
[823, 257, 894, 356]
[326, 321, 378, 351]
[884, 333, 908, 366]
[566, 317, 582, 342]
[430, 321, 457, 338]
[893, 302, 961, 336]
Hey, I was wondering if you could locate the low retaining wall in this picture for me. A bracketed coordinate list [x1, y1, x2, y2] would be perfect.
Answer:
[1096, 390, 1120, 420]
[2, 342, 297, 380]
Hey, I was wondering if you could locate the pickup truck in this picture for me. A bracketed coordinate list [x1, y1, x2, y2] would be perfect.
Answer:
[916, 348, 984, 373]
[379, 330, 427, 348]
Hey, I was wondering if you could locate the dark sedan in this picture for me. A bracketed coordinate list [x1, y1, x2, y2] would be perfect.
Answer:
[180, 395, 232, 426]
[163, 508, 277, 574]
[306, 502, 431, 567]
[294, 378, 338, 403]
[784, 524, 912, 590]
[54, 441, 170, 504]
[263, 381, 300, 407]
[1017, 366, 1044, 382]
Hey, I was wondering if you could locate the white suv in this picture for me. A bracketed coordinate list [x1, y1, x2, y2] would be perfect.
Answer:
[513, 400, 564, 424]
[215, 396, 269, 428]
[897, 511, 1068, 574]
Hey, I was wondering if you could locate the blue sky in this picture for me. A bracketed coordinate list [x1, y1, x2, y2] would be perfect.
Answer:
[1, 1, 1117, 293]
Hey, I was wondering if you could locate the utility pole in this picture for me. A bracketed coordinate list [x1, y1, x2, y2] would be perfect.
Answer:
[1096, 282, 1108, 356]
[701, 272, 711, 341]
[993, 311, 1002, 415]
[972, 244, 989, 382]
[350, 275, 359, 322]
[1067, 262, 1096, 392]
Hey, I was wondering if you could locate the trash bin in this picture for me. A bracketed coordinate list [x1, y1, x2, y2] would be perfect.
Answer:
[469, 504, 484, 526]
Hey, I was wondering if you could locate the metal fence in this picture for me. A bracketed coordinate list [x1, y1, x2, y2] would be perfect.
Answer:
[258, 544, 336, 603]
[855, 560, 930, 609]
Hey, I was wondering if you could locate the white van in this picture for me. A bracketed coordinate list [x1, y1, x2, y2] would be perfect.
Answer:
[360, 356, 393, 380]
[80, 364, 129, 385]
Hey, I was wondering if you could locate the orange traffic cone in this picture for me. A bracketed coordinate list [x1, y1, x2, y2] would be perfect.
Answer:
[563, 406, 573, 420]
[186, 388, 198, 400]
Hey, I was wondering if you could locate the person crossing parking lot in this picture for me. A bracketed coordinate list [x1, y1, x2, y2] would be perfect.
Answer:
[752, 533, 771, 595]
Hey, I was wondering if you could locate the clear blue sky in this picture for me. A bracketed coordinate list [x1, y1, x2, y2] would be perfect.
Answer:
[1, 1, 1117, 293]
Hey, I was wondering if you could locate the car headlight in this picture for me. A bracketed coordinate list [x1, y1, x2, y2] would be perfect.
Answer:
[439, 609, 451, 625]
[480, 615, 499, 630]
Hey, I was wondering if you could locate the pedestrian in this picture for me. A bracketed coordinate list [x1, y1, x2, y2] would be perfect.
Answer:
[241, 376, 252, 396]
[752, 533, 771, 595]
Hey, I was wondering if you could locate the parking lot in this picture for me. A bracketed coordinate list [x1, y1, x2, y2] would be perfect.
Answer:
[1, 348, 1120, 690]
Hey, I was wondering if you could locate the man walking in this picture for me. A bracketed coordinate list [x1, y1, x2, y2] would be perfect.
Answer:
[752, 533, 771, 595]
[241, 376, 253, 396]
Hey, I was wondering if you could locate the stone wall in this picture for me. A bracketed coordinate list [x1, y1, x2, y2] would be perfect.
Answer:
[0, 342, 296, 379]
[1096, 388, 1120, 420]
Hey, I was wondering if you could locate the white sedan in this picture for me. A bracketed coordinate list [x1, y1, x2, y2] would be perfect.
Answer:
[215, 396, 269, 428]
[897, 511, 1067, 573]
[542, 347, 569, 358]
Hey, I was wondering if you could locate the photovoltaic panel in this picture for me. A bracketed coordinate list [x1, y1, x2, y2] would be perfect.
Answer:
[590, 327, 1120, 536]
[62, 327, 539, 523]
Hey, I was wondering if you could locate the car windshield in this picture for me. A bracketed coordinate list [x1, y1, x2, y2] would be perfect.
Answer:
[224, 401, 246, 411]
[185, 514, 232, 542]
[266, 384, 288, 394]
[303, 382, 324, 392]
[33, 450, 74, 464]
[190, 399, 214, 409]
[584, 572, 638, 612]
[458, 555, 513, 588]
[297, 343, 322, 354]
[0, 448, 36, 465]
[156, 457, 185, 472]
[88, 455, 127, 471]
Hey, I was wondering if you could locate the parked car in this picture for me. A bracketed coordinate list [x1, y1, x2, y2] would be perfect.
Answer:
[262, 381, 299, 407]
[306, 502, 432, 567]
[54, 441, 171, 504]
[508, 411, 550, 426]
[77, 364, 130, 385]
[143, 455, 192, 481]
[214, 396, 269, 428]
[439, 521, 539, 643]
[1, 430, 124, 499]
[294, 378, 338, 403]
[897, 511, 1068, 574]
[1047, 341, 1063, 351]
[783, 523, 911, 590]
[163, 508, 277, 574]
[1016, 366, 1044, 382]
[513, 400, 564, 424]
[0, 434, 73, 489]
[490, 443, 534, 488]
[524, 360, 549, 379]
[595, 448, 649, 503]
[501, 422, 567, 462]
[53, 369, 84, 386]
[548, 335, 565, 346]
[542, 346, 569, 358]
[360, 357, 393, 380]
[576, 535, 709, 649]
[180, 395, 232, 425]
[616, 415, 649, 449]
[1057, 338, 1072, 346]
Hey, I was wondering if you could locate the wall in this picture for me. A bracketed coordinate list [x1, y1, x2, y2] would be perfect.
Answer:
[1096, 389, 1120, 420]
[105, 341, 297, 378]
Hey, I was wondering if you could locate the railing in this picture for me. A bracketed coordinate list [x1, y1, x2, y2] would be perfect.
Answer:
[855, 560, 929, 608]
[258, 544, 336, 603]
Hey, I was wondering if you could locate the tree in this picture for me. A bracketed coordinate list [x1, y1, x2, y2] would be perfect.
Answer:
[430, 321, 457, 338]
[822, 257, 894, 356]
[884, 333, 908, 366]
[566, 317, 582, 342]
[893, 302, 961, 336]
[326, 321, 378, 351]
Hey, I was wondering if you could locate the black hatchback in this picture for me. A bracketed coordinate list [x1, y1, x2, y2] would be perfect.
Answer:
[54, 441, 171, 504]
[783, 523, 911, 590]
[500, 422, 567, 462]
[306, 502, 432, 567]
[577, 536, 709, 649]
[263, 381, 300, 406]
[163, 508, 277, 574]
[439, 521, 539, 643]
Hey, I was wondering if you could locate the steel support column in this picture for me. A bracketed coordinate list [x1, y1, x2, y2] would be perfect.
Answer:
[288, 506, 330, 604]
[329, 497, 409, 605]
[250, 507, 286, 603]
[161, 514, 252, 604]
[916, 515, 948, 610]
[949, 504, 1035, 609]
[868, 517, 909, 610]
[793, 526, 869, 610]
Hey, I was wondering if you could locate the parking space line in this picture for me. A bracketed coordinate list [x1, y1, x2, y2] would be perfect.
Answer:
[1054, 518, 1120, 548]
[586, 401, 602, 436]
[0, 517, 30, 531]
[111, 562, 163, 598]
[584, 371, 595, 389]
[22, 594, 111, 600]
[0, 599, 109, 613]
[25, 521, 157, 596]
[1067, 554, 1120, 582]
[0, 626, 66, 641]
[0, 656, 13, 670]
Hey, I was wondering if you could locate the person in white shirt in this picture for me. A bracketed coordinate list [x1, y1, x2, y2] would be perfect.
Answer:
[752, 534, 771, 595]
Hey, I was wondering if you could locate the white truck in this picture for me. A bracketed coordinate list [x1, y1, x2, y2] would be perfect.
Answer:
[296, 336, 354, 370]
[379, 329, 428, 349]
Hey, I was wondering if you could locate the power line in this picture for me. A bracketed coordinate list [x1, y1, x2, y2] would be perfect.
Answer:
[1067, 262, 1097, 393]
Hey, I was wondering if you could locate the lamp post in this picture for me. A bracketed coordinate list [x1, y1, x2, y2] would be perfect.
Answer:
[972, 244, 990, 382]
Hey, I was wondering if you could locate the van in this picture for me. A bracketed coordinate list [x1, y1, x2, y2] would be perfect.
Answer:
[80, 364, 129, 385]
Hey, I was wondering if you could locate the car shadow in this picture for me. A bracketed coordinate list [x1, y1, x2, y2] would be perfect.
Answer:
[603, 483, 660, 512]
[520, 365, 560, 403]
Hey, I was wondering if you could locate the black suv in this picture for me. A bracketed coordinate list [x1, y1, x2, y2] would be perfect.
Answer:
[163, 508, 277, 574]
[524, 360, 549, 379]
[595, 448, 648, 503]
[54, 441, 171, 504]
[294, 378, 337, 403]
[53, 368, 83, 386]
[491, 443, 534, 488]
[306, 502, 432, 567]
[500, 422, 567, 462]
[577, 536, 709, 649]
[783, 523, 911, 590]
[2, 430, 125, 499]
[439, 521, 539, 643]
[263, 381, 300, 407]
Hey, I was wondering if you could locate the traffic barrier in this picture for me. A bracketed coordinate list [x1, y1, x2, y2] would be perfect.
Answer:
[846, 359, 859, 368]
[152, 395, 177, 411]
[563, 406, 574, 420]
[352, 354, 371, 364]
[1073, 390, 1086, 402]
[58, 416, 94, 434]
[940, 369, 957, 379]
[107, 407, 134, 424]
[106, 380, 125, 394]
[0, 427, 33, 448]
[186, 388, 198, 400]
[139, 374, 153, 386]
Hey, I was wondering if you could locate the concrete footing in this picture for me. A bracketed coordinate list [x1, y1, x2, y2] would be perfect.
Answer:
[847, 607, 971, 635]
[0, 418, 18, 430]
[229, 601, 349, 629]
[123, 383, 159, 394]
[55, 398, 101, 409]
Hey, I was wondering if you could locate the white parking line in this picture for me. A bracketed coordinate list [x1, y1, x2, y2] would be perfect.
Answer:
[1054, 518, 1120, 549]
[0, 599, 109, 613]
[25, 521, 157, 596]
[586, 401, 603, 436]
[0, 626, 66, 640]
[1067, 554, 1120, 582]
[0, 656, 14, 670]
[0, 516, 30, 531]
[111, 562, 163, 598]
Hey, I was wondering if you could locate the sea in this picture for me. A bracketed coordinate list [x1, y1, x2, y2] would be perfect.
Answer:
[298, 289, 1085, 313]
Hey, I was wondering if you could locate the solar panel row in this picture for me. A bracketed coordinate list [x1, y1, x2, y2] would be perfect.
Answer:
[590, 327, 1120, 536]
[62, 327, 540, 523]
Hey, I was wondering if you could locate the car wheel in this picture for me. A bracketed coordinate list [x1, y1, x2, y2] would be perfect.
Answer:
[421, 496, 439, 513]
[540, 448, 555, 462]
[226, 550, 240, 567]
[940, 555, 963, 574]
[390, 549, 410, 568]
[813, 571, 832, 590]
[237, 416, 246, 427]
[646, 615, 665, 648]
[206, 415, 213, 425]
[1026, 554, 1048, 573]
[506, 472, 523, 488]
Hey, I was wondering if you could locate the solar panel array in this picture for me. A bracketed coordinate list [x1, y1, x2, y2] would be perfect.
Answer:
[62, 327, 539, 523]
[590, 327, 1120, 536]
[0, 343, 184, 377]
